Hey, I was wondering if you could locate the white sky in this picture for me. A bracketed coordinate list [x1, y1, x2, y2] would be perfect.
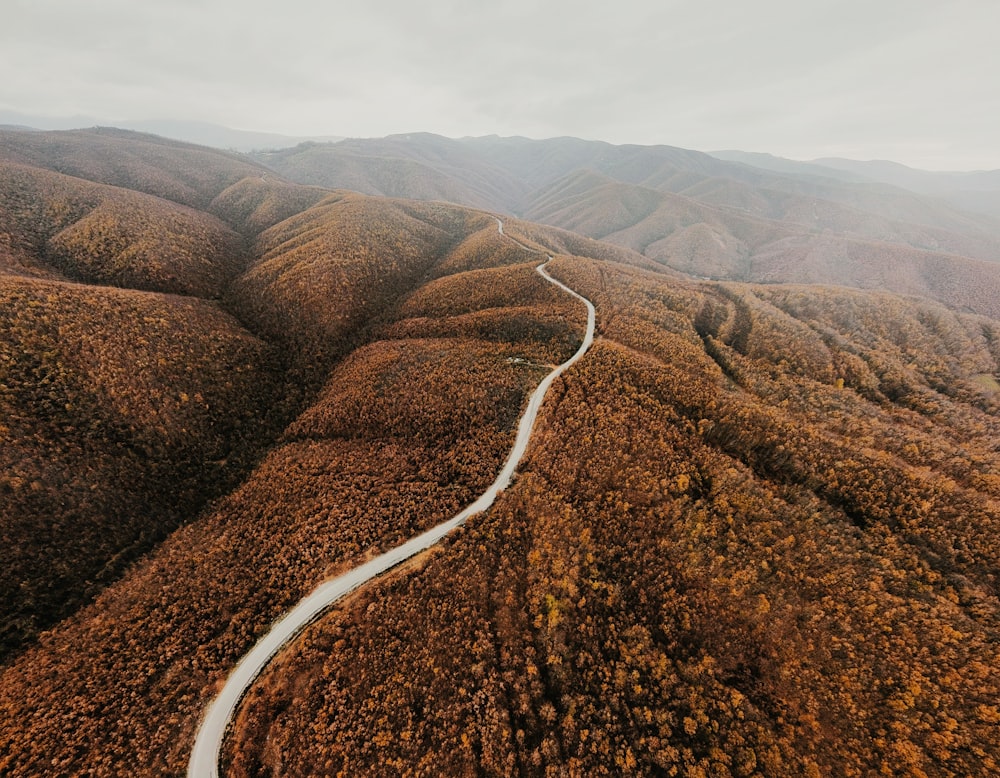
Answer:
[2, 0, 998, 170]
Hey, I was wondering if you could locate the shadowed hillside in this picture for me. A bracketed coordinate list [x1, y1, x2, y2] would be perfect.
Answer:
[0, 275, 282, 657]
[0, 161, 244, 296]
[0, 209, 589, 775]
[0, 130, 683, 670]
[230, 195, 497, 383]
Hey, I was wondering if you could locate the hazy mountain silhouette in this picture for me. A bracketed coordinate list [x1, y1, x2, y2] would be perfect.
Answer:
[715, 149, 1000, 220]
[254, 133, 1000, 317]
[0, 110, 343, 151]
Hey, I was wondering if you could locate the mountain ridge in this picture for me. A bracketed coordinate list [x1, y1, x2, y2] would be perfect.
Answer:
[713, 149, 1000, 220]
[0, 110, 344, 151]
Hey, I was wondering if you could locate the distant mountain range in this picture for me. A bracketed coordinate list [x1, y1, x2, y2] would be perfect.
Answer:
[3, 120, 1000, 315]
[0, 110, 343, 151]
[712, 149, 1000, 219]
[248, 132, 1000, 317]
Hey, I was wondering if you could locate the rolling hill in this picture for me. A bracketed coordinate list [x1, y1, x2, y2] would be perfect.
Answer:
[0, 127, 997, 776]
[0, 127, 267, 210]
[520, 170, 1000, 319]
[254, 133, 1000, 320]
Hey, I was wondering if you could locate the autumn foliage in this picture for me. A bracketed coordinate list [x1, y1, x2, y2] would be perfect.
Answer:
[0, 272, 282, 657]
[226, 260, 1000, 777]
[0, 128, 998, 777]
[0, 160, 243, 296]
[0, 127, 265, 209]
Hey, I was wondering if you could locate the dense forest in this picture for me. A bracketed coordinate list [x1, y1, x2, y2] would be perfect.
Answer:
[0, 128, 998, 776]
[220, 259, 1000, 777]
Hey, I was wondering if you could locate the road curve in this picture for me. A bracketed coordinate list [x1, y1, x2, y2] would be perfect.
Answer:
[188, 222, 595, 777]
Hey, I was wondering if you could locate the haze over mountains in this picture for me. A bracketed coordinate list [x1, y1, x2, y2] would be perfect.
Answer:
[0, 125, 998, 776]
[253, 131, 1000, 319]
[0, 110, 344, 152]
[712, 149, 1000, 221]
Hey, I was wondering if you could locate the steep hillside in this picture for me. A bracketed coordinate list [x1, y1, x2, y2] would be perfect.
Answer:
[0, 160, 244, 296]
[0, 274, 282, 657]
[253, 134, 1000, 317]
[0, 215, 589, 775]
[253, 133, 742, 213]
[0, 141, 357, 659]
[465, 135, 1000, 242]
[0, 148, 312, 658]
[207, 176, 332, 236]
[224, 260, 1000, 777]
[0, 135, 677, 670]
[230, 195, 494, 382]
[746, 234, 1000, 318]
[525, 169, 1000, 265]
[258, 134, 1000, 245]
[1, 214, 997, 774]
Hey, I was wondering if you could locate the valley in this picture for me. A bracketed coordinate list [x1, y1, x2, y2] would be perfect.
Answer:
[190, 224, 597, 777]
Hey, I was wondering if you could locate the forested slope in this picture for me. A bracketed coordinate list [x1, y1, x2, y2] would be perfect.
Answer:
[0, 185, 596, 774]
[0, 128, 998, 777]
[0, 136, 293, 657]
[257, 133, 1000, 320]
[0, 160, 244, 296]
[521, 171, 1000, 320]
[225, 260, 1000, 777]
[0, 127, 266, 210]
[0, 275, 281, 657]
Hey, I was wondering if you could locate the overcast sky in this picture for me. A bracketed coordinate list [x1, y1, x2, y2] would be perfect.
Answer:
[2, 0, 997, 170]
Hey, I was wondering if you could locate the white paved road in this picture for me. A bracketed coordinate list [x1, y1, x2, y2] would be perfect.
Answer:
[188, 221, 594, 777]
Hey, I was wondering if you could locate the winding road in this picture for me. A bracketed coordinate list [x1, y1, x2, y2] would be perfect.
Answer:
[188, 220, 595, 777]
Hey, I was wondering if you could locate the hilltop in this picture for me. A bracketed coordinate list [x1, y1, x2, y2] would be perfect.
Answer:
[254, 133, 1000, 318]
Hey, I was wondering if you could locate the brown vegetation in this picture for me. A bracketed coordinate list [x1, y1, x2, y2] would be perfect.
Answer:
[0, 127, 265, 210]
[228, 197, 535, 385]
[0, 322, 567, 776]
[207, 176, 332, 236]
[1, 129, 999, 776]
[0, 273, 282, 657]
[0, 160, 243, 296]
[382, 262, 586, 360]
[225, 259, 999, 777]
[0, 171, 591, 774]
[523, 173, 1000, 320]
[254, 136, 525, 212]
